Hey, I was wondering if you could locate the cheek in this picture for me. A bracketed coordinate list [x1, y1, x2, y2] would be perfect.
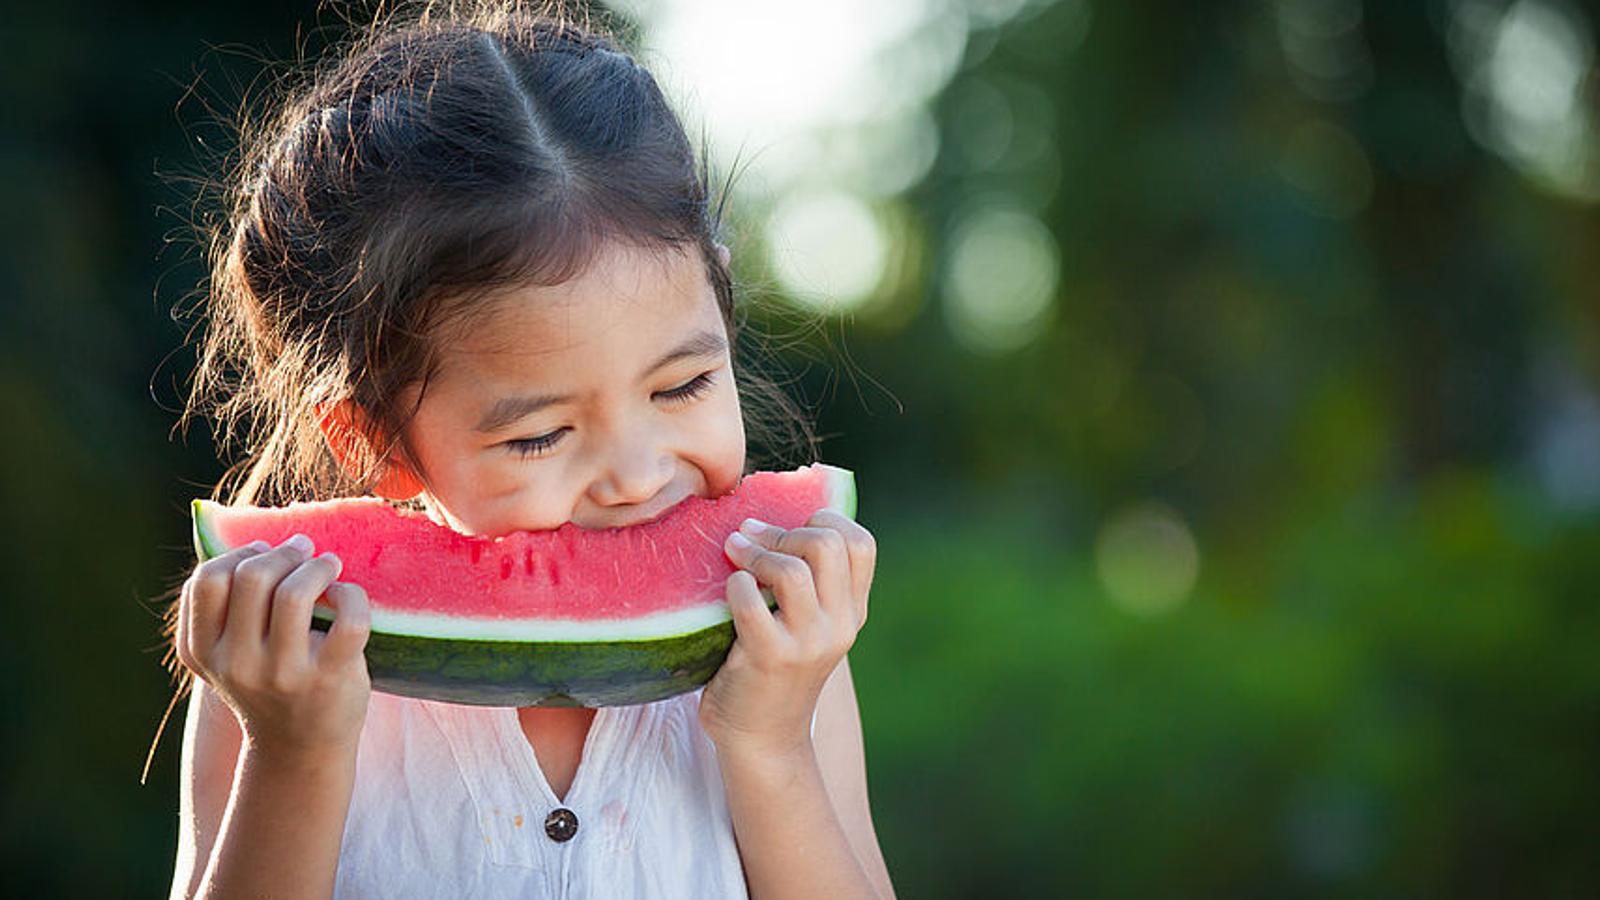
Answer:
[414, 431, 520, 510]
[700, 386, 747, 478]
[467, 451, 560, 509]
[449, 460, 571, 535]
[415, 431, 482, 490]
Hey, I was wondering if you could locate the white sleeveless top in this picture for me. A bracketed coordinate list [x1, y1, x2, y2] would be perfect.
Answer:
[332, 687, 773, 899]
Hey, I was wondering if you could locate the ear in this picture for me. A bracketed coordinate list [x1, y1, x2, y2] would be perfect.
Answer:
[714, 242, 731, 268]
[314, 399, 426, 500]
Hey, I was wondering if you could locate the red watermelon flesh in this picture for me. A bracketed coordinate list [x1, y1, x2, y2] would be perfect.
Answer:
[192, 462, 857, 644]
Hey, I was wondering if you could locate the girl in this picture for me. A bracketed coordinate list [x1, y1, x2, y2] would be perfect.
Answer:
[164, 3, 894, 898]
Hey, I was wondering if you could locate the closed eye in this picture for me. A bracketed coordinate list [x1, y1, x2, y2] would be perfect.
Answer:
[505, 428, 568, 458]
[655, 371, 716, 403]
[503, 371, 718, 459]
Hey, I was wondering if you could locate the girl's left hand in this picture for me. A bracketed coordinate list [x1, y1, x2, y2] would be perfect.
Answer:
[698, 510, 876, 759]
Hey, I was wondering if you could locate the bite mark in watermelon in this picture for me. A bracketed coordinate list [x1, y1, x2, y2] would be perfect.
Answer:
[191, 463, 856, 707]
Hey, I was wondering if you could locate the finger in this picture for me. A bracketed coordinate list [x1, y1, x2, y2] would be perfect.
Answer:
[740, 518, 853, 620]
[186, 541, 271, 665]
[314, 581, 371, 671]
[724, 569, 786, 649]
[806, 510, 876, 623]
[266, 552, 343, 666]
[198, 539, 273, 567]
[219, 535, 315, 658]
[174, 578, 194, 675]
[724, 529, 821, 633]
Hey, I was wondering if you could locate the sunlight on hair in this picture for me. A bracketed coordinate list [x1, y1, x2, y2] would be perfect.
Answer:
[764, 189, 888, 310]
[1451, 0, 1600, 201]
[942, 203, 1060, 354]
[1094, 501, 1200, 616]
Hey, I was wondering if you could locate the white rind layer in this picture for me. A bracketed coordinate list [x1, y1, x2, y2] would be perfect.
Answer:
[314, 596, 736, 642]
[826, 463, 858, 518]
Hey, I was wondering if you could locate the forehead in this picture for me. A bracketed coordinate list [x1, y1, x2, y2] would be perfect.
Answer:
[440, 241, 721, 377]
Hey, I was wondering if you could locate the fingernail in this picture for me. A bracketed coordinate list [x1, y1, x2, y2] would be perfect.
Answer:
[739, 518, 767, 536]
[727, 531, 753, 551]
[286, 533, 313, 555]
[248, 540, 270, 552]
[320, 553, 342, 577]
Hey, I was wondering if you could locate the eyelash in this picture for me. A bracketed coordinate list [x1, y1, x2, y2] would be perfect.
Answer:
[660, 370, 717, 404]
[504, 372, 718, 458]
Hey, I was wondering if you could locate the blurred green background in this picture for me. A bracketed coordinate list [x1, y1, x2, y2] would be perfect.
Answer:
[4, 0, 1599, 896]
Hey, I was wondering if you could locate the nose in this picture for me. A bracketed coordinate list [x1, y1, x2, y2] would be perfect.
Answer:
[587, 429, 675, 510]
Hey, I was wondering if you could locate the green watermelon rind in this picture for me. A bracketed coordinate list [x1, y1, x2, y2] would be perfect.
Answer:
[189, 464, 856, 707]
[316, 615, 750, 708]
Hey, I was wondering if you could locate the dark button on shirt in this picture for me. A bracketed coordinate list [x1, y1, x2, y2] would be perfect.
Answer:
[545, 807, 579, 843]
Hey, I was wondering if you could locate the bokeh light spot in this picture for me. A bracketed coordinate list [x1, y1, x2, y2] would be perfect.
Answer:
[947, 76, 1015, 171]
[625, 0, 973, 203]
[942, 204, 1060, 354]
[1094, 502, 1201, 615]
[1452, 0, 1600, 200]
[765, 190, 888, 311]
[1278, 119, 1374, 218]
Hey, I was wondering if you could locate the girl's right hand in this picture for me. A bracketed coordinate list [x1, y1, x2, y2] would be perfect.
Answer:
[173, 534, 373, 757]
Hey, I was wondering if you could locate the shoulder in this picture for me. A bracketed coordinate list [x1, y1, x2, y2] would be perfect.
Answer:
[813, 655, 897, 900]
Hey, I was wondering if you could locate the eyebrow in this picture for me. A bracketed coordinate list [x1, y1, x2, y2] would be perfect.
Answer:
[472, 328, 729, 433]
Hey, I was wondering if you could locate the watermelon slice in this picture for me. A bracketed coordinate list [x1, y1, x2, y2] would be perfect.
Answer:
[191, 463, 856, 708]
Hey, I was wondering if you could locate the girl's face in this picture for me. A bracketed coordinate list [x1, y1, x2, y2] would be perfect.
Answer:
[396, 239, 746, 537]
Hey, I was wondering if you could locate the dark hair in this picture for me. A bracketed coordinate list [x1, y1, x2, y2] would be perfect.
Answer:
[147, 0, 817, 778]
[184, 0, 815, 507]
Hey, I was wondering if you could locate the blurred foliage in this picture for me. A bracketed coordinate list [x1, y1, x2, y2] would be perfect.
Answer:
[2, 0, 1598, 897]
[854, 473, 1600, 896]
